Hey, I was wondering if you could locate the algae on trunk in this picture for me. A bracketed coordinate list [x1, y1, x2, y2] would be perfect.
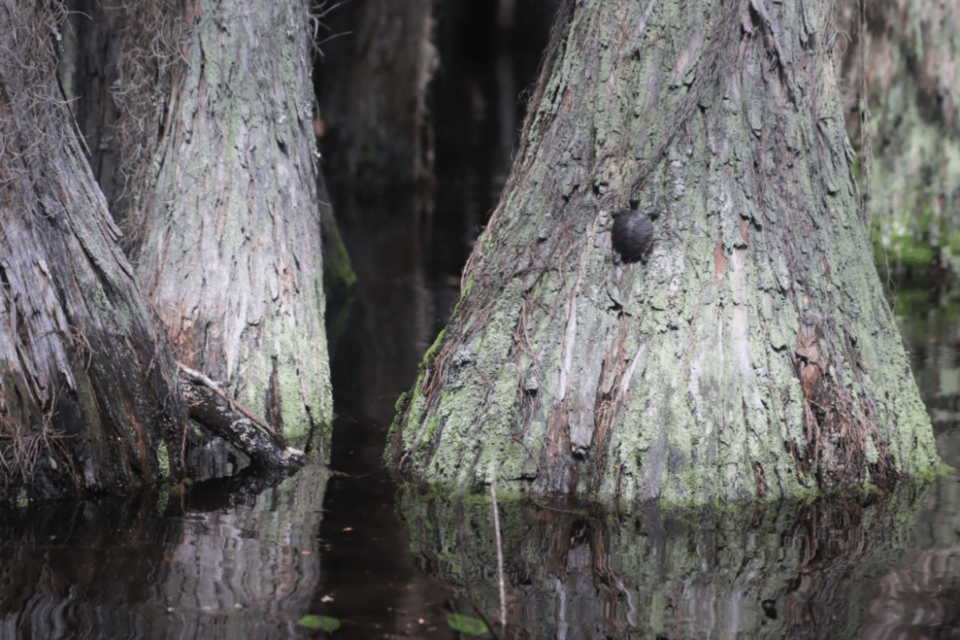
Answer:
[387, 0, 941, 504]
[135, 0, 333, 456]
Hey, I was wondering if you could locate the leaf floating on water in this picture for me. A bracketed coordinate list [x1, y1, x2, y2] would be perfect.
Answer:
[319, 617, 341, 633]
[298, 614, 321, 629]
[446, 613, 488, 636]
[299, 614, 341, 632]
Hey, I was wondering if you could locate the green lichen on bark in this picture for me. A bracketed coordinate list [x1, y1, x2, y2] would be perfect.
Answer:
[135, 0, 332, 456]
[157, 440, 170, 477]
[387, 0, 941, 505]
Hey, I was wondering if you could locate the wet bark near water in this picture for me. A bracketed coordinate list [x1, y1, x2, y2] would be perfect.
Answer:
[0, 2, 186, 499]
[387, 0, 940, 504]
[133, 0, 333, 455]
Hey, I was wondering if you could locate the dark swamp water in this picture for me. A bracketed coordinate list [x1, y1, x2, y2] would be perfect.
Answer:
[4, 8, 960, 640]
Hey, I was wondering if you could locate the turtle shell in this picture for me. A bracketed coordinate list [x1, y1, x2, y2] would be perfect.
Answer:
[611, 209, 654, 263]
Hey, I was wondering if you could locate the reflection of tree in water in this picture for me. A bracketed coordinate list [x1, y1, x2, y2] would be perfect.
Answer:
[863, 550, 960, 640]
[0, 465, 327, 639]
[399, 483, 932, 639]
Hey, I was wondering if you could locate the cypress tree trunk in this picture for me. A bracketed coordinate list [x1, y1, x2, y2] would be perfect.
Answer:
[387, 0, 941, 504]
[0, 2, 185, 500]
[133, 0, 333, 455]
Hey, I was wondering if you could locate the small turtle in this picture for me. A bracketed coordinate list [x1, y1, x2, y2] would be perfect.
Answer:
[612, 198, 658, 264]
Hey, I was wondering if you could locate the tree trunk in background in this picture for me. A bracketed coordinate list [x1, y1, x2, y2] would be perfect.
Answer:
[836, 0, 960, 272]
[316, 0, 439, 184]
[56, 0, 125, 217]
[387, 0, 940, 504]
[0, 2, 185, 500]
[57, 0, 182, 228]
[318, 168, 357, 315]
[132, 0, 333, 455]
[59, 0, 357, 320]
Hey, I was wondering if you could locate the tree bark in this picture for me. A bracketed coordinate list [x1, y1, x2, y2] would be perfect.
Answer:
[180, 383, 303, 471]
[133, 0, 333, 456]
[58, 0, 188, 236]
[0, 2, 185, 499]
[318, 168, 356, 311]
[387, 0, 941, 504]
[56, 0, 124, 216]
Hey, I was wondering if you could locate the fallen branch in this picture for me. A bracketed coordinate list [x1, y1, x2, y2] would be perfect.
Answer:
[180, 383, 304, 471]
[178, 362, 278, 437]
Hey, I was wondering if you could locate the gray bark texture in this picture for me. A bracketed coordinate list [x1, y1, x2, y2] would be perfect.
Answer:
[57, 0, 181, 225]
[387, 0, 941, 504]
[56, 0, 124, 216]
[134, 0, 333, 456]
[0, 2, 185, 499]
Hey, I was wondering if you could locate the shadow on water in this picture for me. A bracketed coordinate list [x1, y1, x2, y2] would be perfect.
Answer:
[316, 184, 461, 639]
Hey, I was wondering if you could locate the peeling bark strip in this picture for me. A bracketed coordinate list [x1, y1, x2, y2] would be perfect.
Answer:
[0, 2, 186, 499]
[135, 0, 333, 457]
[387, 0, 940, 505]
